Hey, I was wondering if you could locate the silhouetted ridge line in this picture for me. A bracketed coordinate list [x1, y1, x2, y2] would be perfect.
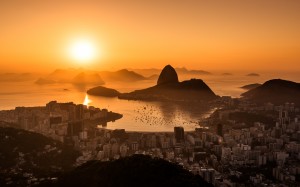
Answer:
[55, 155, 213, 187]
[242, 79, 300, 105]
[157, 64, 179, 85]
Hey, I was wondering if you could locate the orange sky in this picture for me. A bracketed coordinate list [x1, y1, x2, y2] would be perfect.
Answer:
[0, 0, 300, 72]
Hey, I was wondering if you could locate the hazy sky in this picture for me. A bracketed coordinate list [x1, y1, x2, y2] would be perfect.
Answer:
[0, 0, 300, 72]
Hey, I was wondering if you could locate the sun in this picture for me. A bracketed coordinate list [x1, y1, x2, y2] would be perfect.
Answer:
[69, 39, 96, 62]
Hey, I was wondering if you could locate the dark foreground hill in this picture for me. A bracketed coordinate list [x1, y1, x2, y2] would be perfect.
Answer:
[119, 65, 218, 101]
[54, 155, 213, 187]
[242, 79, 300, 105]
[0, 127, 80, 187]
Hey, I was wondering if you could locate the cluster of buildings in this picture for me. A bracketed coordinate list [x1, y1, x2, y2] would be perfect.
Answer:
[1, 99, 300, 186]
[0, 101, 119, 141]
[207, 100, 300, 186]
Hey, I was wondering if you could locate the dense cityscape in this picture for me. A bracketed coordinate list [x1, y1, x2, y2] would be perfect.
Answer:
[1, 97, 299, 186]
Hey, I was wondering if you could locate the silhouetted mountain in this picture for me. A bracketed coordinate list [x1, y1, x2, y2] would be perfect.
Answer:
[47, 69, 81, 82]
[55, 155, 213, 187]
[242, 79, 300, 105]
[0, 127, 80, 186]
[119, 65, 218, 101]
[87, 86, 120, 97]
[44, 68, 146, 84]
[175, 67, 212, 75]
[128, 68, 161, 77]
[35, 78, 56, 85]
[247, 73, 260, 77]
[130, 67, 212, 77]
[240, 83, 262, 90]
[72, 72, 105, 85]
[100, 69, 146, 82]
[157, 65, 179, 85]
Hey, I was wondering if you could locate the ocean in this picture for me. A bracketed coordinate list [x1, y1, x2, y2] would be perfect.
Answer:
[1, 71, 299, 131]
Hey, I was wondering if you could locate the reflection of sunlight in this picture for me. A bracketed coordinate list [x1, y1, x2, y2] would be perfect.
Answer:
[83, 94, 91, 106]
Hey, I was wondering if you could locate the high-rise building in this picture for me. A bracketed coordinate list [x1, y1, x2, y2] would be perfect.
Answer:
[67, 120, 84, 136]
[217, 123, 223, 137]
[174, 126, 184, 143]
[200, 168, 215, 185]
[279, 110, 290, 126]
[75, 104, 85, 120]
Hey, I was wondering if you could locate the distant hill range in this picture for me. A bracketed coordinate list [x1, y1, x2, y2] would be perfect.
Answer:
[175, 67, 212, 75]
[99, 69, 146, 82]
[36, 70, 105, 85]
[119, 65, 218, 101]
[36, 68, 147, 85]
[35, 67, 212, 85]
[240, 83, 262, 90]
[55, 155, 213, 187]
[130, 67, 212, 77]
[72, 72, 105, 85]
[242, 79, 300, 105]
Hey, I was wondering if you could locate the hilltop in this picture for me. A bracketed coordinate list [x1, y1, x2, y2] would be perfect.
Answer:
[242, 79, 300, 105]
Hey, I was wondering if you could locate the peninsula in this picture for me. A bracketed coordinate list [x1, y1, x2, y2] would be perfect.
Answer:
[119, 65, 218, 102]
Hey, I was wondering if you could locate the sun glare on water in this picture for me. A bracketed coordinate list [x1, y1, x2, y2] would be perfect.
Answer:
[69, 39, 97, 63]
[83, 94, 91, 106]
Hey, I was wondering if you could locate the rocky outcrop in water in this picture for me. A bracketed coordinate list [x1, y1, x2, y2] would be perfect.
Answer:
[119, 65, 218, 102]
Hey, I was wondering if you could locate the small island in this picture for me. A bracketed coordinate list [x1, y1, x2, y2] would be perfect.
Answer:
[87, 86, 120, 97]
[246, 73, 260, 77]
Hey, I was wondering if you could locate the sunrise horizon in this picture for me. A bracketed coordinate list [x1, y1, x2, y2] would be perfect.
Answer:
[1, 0, 300, 73]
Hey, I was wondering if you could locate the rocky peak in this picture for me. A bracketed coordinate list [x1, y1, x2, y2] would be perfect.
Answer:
[157, 65, 179, 85]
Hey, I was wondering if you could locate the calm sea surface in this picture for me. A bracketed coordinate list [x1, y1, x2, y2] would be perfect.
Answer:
[1, 72, 299, 131]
